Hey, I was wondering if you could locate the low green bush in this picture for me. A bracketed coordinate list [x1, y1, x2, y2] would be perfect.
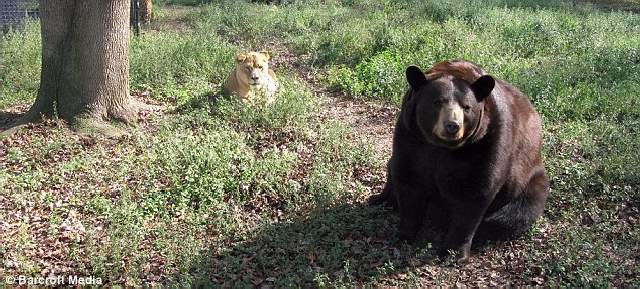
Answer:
[0, 20, 41, 108]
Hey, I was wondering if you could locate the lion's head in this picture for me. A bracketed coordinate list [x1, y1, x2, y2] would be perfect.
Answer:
[235, 51, 272, 87]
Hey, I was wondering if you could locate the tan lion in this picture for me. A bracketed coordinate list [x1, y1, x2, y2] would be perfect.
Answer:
[141, 0, 153, 24]
[223, 51, 279, 104]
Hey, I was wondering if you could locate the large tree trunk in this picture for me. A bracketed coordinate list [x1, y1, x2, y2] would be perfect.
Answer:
[24, 0, 137, 127]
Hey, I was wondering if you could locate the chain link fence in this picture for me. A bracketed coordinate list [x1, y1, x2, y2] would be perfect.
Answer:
[0, 0, 38, 28]
[2, 1, 142, 34]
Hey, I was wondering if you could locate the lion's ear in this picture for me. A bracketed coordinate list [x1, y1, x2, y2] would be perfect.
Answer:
[236, 53, 247, 63]
[259, 51, 271, 60]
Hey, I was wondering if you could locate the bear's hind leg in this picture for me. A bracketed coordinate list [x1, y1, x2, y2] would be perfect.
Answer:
[476, 167, 550, 242]
[368, 181, 398, 210]
[368, 162, 398, 210]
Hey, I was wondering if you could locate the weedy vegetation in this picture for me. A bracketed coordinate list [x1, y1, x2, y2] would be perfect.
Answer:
[1, 0, 639, 286]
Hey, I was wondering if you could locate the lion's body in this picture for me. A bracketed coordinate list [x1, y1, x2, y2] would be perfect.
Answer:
[141, 0, 152, 24]
[223, 51, 279, 104]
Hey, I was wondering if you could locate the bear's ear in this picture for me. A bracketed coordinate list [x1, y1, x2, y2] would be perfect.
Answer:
[259, 50, 271, 60]
[406, 66, 427, 89]
[471, 75, 495, 102]
[235, 53, 248, 63]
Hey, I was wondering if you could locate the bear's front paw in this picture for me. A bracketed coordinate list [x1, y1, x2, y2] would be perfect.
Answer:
[455, 249, 471, 264]
[367, 193, 387, 206]
[439, 244, 471, 264]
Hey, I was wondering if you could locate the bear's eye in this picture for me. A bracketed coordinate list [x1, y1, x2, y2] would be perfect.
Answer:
[257, 65, 264, 70]
[433, 99, 444, 105]
[463, 105, 472, 111]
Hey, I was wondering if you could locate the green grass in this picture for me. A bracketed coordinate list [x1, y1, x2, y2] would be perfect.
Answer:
[1, 0, 640, 287]
[0, 20, 41, 108]
[129, 30, 237, 105]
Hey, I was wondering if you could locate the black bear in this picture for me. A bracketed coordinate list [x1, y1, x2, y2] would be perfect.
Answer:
[370, 60, 549, 263]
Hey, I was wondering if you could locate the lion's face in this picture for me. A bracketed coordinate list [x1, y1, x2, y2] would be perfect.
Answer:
[235, 51, 271, 87]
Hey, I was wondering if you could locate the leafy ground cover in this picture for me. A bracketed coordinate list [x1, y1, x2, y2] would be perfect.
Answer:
[1, 0, 639, 286]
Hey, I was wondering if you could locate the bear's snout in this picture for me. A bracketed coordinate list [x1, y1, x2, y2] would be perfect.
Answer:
[433, 104, 465, 142]
[444, 120, 461, 135]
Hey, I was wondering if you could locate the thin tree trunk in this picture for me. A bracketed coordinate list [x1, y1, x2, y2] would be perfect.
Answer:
[24, 0, 137, 128]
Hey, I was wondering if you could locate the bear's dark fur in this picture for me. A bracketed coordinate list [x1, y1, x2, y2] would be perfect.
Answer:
[370, 60, 549, 262]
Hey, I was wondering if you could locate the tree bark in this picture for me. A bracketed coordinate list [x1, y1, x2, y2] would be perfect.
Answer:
[24, 0, 137, 127]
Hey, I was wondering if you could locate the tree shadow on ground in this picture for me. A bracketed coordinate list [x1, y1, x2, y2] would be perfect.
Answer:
[181, 199, 491, 287]
[0, 110, 25, 132]
[172, 88, 227, 114]
[487, 0, 640, 12]
[576, 0, 640, 13]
